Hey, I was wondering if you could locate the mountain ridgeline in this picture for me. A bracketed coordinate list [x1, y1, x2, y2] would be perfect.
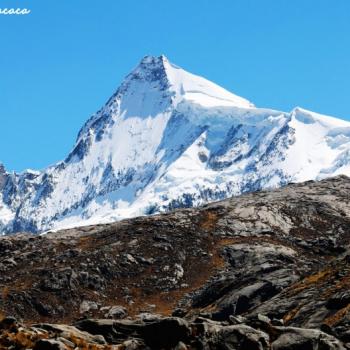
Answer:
[1, 55, 350, 234]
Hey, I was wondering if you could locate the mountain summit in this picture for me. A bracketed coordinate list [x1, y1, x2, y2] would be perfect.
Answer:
[1, 56, 350, 233]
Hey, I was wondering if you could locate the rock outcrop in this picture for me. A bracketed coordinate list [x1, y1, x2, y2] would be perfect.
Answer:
[0, 315, 346, 349]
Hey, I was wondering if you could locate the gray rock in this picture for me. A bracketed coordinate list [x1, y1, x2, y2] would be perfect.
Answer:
[229, 315, 245, 325]
[33, 323, 106, 344]
[121, 338, 146, 349]
[272, 327, 346, 350]
[257, 314, 271, 324]
[79, 300, 98, 314]
[209, 324, 270, 350]
[138, 312, 163, 322]
[56, 337, 75, 348]
[106, 305, 128, 319]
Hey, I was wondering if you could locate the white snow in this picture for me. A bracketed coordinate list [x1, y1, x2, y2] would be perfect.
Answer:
[1, 55, 350, 234]
[162, 56, 254, 109]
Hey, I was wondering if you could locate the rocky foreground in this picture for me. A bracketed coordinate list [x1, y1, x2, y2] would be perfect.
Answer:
[1, 175, 350, 349]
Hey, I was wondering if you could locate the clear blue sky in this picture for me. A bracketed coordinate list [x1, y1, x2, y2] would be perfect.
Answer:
[1, 0, 349, 172]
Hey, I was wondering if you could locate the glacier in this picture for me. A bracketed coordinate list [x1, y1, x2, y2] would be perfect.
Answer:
[1, 55, 350, 234]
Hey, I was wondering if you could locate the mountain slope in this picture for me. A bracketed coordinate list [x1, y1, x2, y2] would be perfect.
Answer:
[1, 55, 350, 233]
[1, 176, 350, 349]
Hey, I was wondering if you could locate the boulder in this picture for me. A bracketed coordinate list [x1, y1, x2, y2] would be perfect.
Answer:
[140, 317, 191, 348]
[106, 305, 128, 319]
[327, 291, 350, 310]
[75, 317, 191, 348]
[33, 323, 106, 345]
[75, 319, 139, 343]
[272, 327, 346, 350]
[79, 300, 99, 314]
[206, 324, 270, 350]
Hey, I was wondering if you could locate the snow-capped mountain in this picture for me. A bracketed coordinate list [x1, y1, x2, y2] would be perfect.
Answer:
[1, 55, 350, 234]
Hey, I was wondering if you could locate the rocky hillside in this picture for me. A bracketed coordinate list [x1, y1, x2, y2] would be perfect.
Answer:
[1, 175, 350, 349]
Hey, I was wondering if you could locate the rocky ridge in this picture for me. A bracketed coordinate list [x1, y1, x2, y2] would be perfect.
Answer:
[1, 175, 350, 348]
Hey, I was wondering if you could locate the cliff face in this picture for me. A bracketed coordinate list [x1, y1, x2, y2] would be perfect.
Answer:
[0, 176, 350, 348]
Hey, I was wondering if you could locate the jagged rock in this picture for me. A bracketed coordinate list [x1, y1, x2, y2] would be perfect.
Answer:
[1, 316, 349, 349]
[137, 313, 163, 322]
[74, 319, 136, 343]
[205, 324, 270, 350]
[272, 327, 346, 350]
[121, 339, 147, 349]
[33, 323, 107, 345]
[40, 268, 78, 292]
[56, 337, 75, 348]
[327, 291, 350, 310]
[271, 318, 284, 326]
[74, 317, 190, 348]
[229, 315, 245, 325]
[79, 300, 99, 314]
[105, 305, 128, 319]
[2, 258, 17, 267]
[257, 314, 271, 324]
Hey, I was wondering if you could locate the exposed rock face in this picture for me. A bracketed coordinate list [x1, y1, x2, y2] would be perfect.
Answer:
[1, 176, 350, 348]
[0, 316, 346, 349]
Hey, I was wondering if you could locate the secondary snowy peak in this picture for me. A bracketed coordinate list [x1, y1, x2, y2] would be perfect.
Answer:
[291, 107, 350, 128]
[1, 55, 350, 234]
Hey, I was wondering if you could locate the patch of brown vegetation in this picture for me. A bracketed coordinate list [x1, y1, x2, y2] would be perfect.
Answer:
[199, 211, 219, 231]
[115, 235, 235, 317]
[333, 276, 350, 291]
[1, 287, 8, 300]
[69, 333, 114, 349]
[304, 269, 331, 284]
[286, 268, 333, 296]
[0, 329, 47, 350]
[324, 303, 350, 327]
[78, 235, 95, 250]
[318, 264, 350, 302]
[283, 304, 303, 324]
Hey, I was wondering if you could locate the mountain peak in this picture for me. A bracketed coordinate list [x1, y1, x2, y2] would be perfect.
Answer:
[73, 55, 256, 162]
[125, 55, 254, 109]
[139, 54, 168, 66]
[4, 56, 350, 234]
[290, 106, 350, 127]
[125, 55, 170, 85]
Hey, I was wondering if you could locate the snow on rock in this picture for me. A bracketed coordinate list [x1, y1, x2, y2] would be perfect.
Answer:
[1, 55, 350, 234]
